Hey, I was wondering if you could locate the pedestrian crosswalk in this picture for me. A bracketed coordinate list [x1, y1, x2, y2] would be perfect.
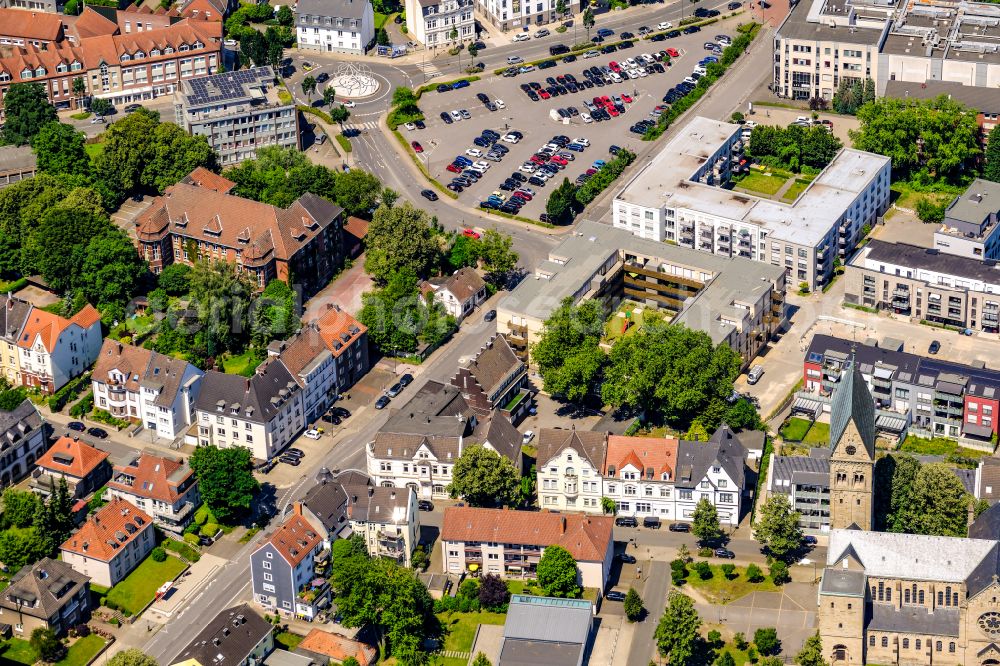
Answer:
[345, 120, 379, 131]
[415, 60, 443, 78]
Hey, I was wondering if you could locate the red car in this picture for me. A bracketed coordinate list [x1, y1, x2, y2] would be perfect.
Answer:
[551, 156, 568, 166]
[600, 95, 612, 105]
[586, 168, 598, 176]
[446, 163, 462, 173]
[539, 90, 551, 99]
[511, 192, 530, 202]
[463, 228, 481, 239]
[666, 47, 680, 57]
[531, 154, 551, 163]
[411, 141, 423, 153]
[607, 106, 620, 117]
[609, 61, 622, 73]
[622, 94, 633, 103]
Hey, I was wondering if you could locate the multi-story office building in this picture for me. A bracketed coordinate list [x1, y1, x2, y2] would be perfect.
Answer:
[496, 219, 787, 369]
[474, 0, 577, 31]
[802, 333, 1000, 444]
[295, 0, 374, 54]
[933, 179, 1000, 261]
[612, 117, 891, 290]
[173, 67, 299, 166]
[846, 239, 1000, 334]
[405, 0, 474, 47]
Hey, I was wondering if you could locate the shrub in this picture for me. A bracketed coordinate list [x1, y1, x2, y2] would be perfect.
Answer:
[734, 632, 749, 650]
[754, 627, 780, 656]
[194, 508, 209, 526]
[694, 561, 713, 580]
[721, 563, 736, 579]
[698, 546, 713, 558]
[151, 547, 167, 562]
[74, 624, 91, 638]
[201, 522, 220, 537]
[459, 579, 480, 599]
[769, 560, 790, 585]
[746, 563, 764, 582]
[707, 630, 722, 648]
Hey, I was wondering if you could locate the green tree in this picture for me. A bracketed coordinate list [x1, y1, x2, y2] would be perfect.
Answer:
[108, 650, 159, 666]
[478, 573, 509, 610]
[471, 654, 491, 666]
[716, 652, 736, 666]
[90, 97, 113, 117]
[336, 169, 386, 218]
[2, 488, 41, 529]
[323, 86, 336, 108]
[341, 659, 361, 666]
[556, 0, 567, 14]
[0, 527, 48, 572]
[745, 563, 763, 583]
[546, 178, 578, 224]
[32, 122, 91, 179]
[188, 445, 260, 524]
[329, 105, 352, 124]
[478, 228, 518, 286]
[276, 4, 293, 25]
[720, 563, 735, 579]
[601, 497, 616, 514]
[364, 202, 442, 283]
[187, 259, 256, 356]
[654, 591, 701, 665]
[448, 234, 481, 270]
[531, 298, 607, 403]
[900, 462, 971, 536]
[30, 627, 66, 663]
[31, 204, 108, 292]
[724, 399, 763, 431]
[769, 560, 789, 585]
[158, 263, 192, 295]
[874, 454, 921, 532]
[419, 298, 457, 348]
[240, 30, 268, 66]
[752, 494, 802, 562]
[976, 498, 992, 519]
[35, 477, 75, 555]
[80, 228, 149, 317]
[72, 77, 86, 104]
[376, 27, 391, 46]
[624, 587, 643, 621]
[393, 87, 418, 108]
[753, 628, 780, 656]
[691, 497, 722, 546]
[915, 197, 948, 224]
[224, 146, 337, 207]
[582, 7, 595, 38]
[984, 126, 1000, 183]
[686, 421, 710, 442]
[796, 633, 827, 666]
[448, 444, 521, 507]
[468, 43, 478, 62]
[2, 83, 56, 146]
[251, 278, 298, 348]
[301, 75, 317, 101]
[537, 545, 580, 598]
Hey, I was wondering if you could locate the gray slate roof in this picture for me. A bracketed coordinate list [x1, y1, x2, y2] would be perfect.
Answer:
[174, 604, 272, 666]
[819, 568, 866, 597]
[195, 361, 300, 425]
[862, 240, 1000, 287]
[504, 595, 592, 644]
[304, 472, 411, 529]
[971, 502, 1000, 541]
[0, 294, 31, 342]
[769, 452, 830, 492]
[499, 640, 582, 666]
[0, 558, 88, 620]
[675, 424, 748, 489]
[869, 604, 960, 637]
[827, 529, 997, 583]
[536, 429, 607, 471]
[828, 355, 876, 458]
[296, 0, 368, 20]
[0, 398, 42, 449]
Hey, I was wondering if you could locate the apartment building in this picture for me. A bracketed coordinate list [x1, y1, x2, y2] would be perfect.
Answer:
[250, 507, 327, 619]
[0, 294, 31, 385]
[0, 558, 91, 637]
[405, 0, 474, 47]
[91, 339, 203, 439]
[846, 239, 1000, 334]
[295, 0, 374, 54]
[475, 0, 577, 32]
[173, 67, 299, 166]
[33, 436, 112, 500]
[932, 180, 1000, 261]
[0, 9, 64, 47]
[172, 605, 274, 666]
[0, 399, 45, 488]
[768, 448, 833, 531]
[366, 380, 522, 499]
[0, 0, 61, 13]
[496, 218, 787, 368]
[450, 334, 530, 420]
[193, 361, 305, 461]
[611, 117, 891, 290]
[60, 499, 155, 587]
[268, 325, 336, 423]
[441, 507, 614, 590]
[536, 429, 607, 513]
[0, 19, 222, 115]
[802, 333, 1000, 444]
[312, 303, 369, 392]
[135, 168, 345, 296]
[17, 304, 102, 395]
[106, 452, 200, 534]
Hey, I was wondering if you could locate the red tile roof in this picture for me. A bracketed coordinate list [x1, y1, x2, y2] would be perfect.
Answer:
[604, 435, 679, 480]
[298, 630, 376, 666]
[70, 7, 120, 40]
[61, 498, 152, 562]
[315, 305, 366, 359]
[0, 9, 65, 42]
[442, 507, 614, 563]
[265, 513, 322, 566]
[108, 452, 194, 505]
[35, 436, 109, 480]
[182, 167, 235, 194]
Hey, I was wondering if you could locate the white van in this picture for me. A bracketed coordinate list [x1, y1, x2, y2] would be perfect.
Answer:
[747, 365, 764, 385]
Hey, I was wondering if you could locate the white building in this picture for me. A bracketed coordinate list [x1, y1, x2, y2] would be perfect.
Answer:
[295, 0, 374, 55]
[405, 0, 474, 47]
[475, 0, 578, 32]
[16, 305, 102, 395]
[612, 116, 891, 290]
[193, 361, 305, 461]
[91, 340, 203, 439]
[60, 499, 155, 587]
[424, 267, 488, 322]
[268, 324, 337, 423]
[105, 452, 201, 535]
[536, 429, 607, 514]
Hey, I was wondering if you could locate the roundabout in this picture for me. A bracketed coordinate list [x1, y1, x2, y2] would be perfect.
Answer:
[329, 62, 381, 98]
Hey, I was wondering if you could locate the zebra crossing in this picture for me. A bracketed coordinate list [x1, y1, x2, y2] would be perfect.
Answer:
[414, 60, 443, 78]
[345, 120, 379, 131]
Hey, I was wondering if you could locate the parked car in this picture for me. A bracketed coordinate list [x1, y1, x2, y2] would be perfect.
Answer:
[522, 430, 535, 443]
[87, 427, 108, 439]
[747, 364, 764, 384]
[617, 552, 637, 564]
[399, 373, 414, 387]
[643, 516, 661, 529]
[375, 395, 391, 409]
[67, 421, 86, 432]
[605, 590, 627, 601]
[484, 309, 496, 321]
[386, 382, 404, 398]
[929, 340, 941, 354]
[279, 455, 301, 466]
[668, 522, 691, 532]
[804, 535, 818, 545]
[421, 189, 438, 201]
[615, 516, 638, 527]
[304, 429, 322, 439]
[418, 500, 435, 512]
[715, 548, 736, 559]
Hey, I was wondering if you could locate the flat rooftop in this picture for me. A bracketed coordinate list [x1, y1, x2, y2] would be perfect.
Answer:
[854, 239, 1000, 286]
[614, 116, 891, 247]
[777, 0, 887, 43]
[176, 66, 289, 115]
[883, 79, 1000, 111]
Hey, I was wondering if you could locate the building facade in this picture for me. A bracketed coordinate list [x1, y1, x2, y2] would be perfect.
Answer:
[405, 0, 474, 47]
[933, 180, 1000, 261]
[269, 326, 337, 423]
[313, 303, 369, 392]
[536, 429, 607, 514]
[475, 0, 578, 32]
[450, 334, 530, 418]
[16, 304, 102, 395]
[426, 267, 487, 321]
[60, 499, 155, 588]
[0, 294, 31, 385]
[0, 398, 46, 488]
[295, 0, 374, 54]
[171, 605, 274, 666]
[173, 66, 299, 166]
[0, 558, 90, 637]
[106, 452, 200, 534]
[250, 508, 327, 620]
[33, 436, 112, 499]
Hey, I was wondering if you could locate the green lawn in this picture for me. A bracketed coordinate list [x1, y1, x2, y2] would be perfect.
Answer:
[220, 350, 263, 377]
[802, 421, 830, 446]
[374, 11, 390, 28]
[0, 638, 37, 665]
[276, 632, 305, 651]
[70, 111, 92, 120]
[603, 302, 666, 343]
[890, 181, 960, 211]
[733, 171, 787, 196]
[782, 178, 810, 201]
[105, 554, 186, 615]
[779, 417, 811, 441]
[57, 635, 108, 666]
[685, 564, 779, 604]
[900, 435, 990, 459]
[439, 610, 507, 653]
[84, 141, 105, 160]
[504, 391, 528, 412]
[125, 314, 156, 335]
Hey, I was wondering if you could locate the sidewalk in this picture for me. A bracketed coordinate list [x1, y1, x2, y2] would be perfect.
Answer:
[146, 554, 228, 620]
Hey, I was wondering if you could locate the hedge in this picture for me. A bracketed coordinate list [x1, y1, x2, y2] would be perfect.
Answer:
[69, 391, 94, 418]
[0, 277, 27, 293]
[47, 371, 91, 413]
[163, 537, 201, 563]
[476, 205, 555, 228]
[297, 105, 333, 124]
[574, 149, 636, 205]
[336, 134, 352, 153]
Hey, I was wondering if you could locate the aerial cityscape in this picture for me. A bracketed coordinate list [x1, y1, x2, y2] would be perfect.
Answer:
[0, 0, 996, 662]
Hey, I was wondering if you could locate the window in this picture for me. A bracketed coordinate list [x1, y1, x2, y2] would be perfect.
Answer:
[869, 636, 875, 647]
[916, 640, 921, 650]
[263, 573, 272, 582]
[263, 561, 271, 570]
[263, 583, 275, 592]
[902, 639, 909, 649]
[948, 643, 955, 653]
[881, 637, 888, 648]
[719, 493, 733, 503]
[680, 490, 692, 500]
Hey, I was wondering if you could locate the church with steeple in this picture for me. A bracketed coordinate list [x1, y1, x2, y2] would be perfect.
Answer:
[827, 351, 876, 531]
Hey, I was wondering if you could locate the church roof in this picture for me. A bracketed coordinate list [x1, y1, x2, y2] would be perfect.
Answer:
[829, 352, 876, 458]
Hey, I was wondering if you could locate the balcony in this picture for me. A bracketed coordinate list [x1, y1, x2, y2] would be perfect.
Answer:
[563, 481, 578, 497]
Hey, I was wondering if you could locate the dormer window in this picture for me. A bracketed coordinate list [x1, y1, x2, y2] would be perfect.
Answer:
[121, 54, 131, 61]
[70, 61, 81, 71]
[20, 68, 31, 79]
[165, 46, 174, 54]
[150, 49, 160, 56]
[34, 67, 45, 76]
[0, 72, 10, 82]
[179, 43, 190, 51]
[135, 50, 145, 58]
[56, 63, 68, 73]
[193, 41, 204, 49]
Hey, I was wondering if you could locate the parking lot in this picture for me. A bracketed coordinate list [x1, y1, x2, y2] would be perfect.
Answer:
[397, 13, 748, 219]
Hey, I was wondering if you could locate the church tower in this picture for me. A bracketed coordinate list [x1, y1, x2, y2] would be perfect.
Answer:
[828, 352, 876, 531]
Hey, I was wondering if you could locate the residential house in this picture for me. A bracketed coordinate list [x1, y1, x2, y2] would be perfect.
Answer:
[342, 216, 367, 259]
[60, 498, 155, 587]
[450, 334, 530, 420]
[405, 0, 474, 47]
[536, 429, 607, 514]
[426, 267, 487, 322]
[295, 629, 376, 666]
[295, 0, 374, 55]
[366, 380, 522, 499]
[498, 595, 592, 666]
[441, 507, 614, 591]
[268, 325, 336, 423]
[135, 169, 344, 297]
[67, 8, 120, 43]
[32, 435, 112, 499]
[301, 469, 420, 566]
[16, 304, 102, 394]
[91, 339, 203, 439]
[475, 0, 578, 32]
[0, 558, 90, 637]
[0, 8, 64, 47]
[312, 303, 369, 392]
[672, 425, 748, 525]
[0, 398, 46, 488]
[0, 294, 31, 385]
[106, 451, 200, 534]
[249, 506, 327, 620]
[193, 361, 305, 461]
[171, 604, 274, 666]
[602, 434, 678, 523]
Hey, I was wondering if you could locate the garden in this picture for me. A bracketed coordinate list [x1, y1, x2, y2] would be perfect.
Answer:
[103, 554, 187, 616]
[0, 633, 108, 666]
[602, 301, 668, 344]
[681, 562, 780, 604]
[778, 417, 829, 447]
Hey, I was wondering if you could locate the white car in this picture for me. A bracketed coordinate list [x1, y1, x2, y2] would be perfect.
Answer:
[625, 57, 637, 67]
[581, 112, 593, 123]
[517, 186, 536, 196]
[610, 72, 622, 82]
[473, 160, 490, 169]
[466, 148, 483, 157]
[513, 33, 531, 42]
[503, 133, 521, 143]
[519, 163, 536, 173]
[535, 170, 552, 180]
[543, 142, 560, 151]
[450, 109, 463, 120]
[584, 50, 600, 58]
[655, 21, 672, 30]
[304, 429, 321, 439]
[573, 137, 590, 146]
[638, 67, 649, 77]
[468, 165, 487, 174]
[693, 65, 707, 75]
[343, 100, 356, 108]
[404, 122, 417, 130]
[507, 55, 524, 64]
[522, 430, 536, 444]
[640, 53, 655, 64]
[495, 99, 506, 109]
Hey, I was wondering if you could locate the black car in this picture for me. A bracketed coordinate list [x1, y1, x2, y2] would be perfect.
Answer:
[563, 54, 577, 63]
[316, 72, 330, 83]
[539, 59, 557, 69]
[510, 172, 526, 182]
[415, 119, 426, 129]
[499, 181, 515, 192]
[609, 144, 622, 155]
[620, 31, 634, 39]
[418, 500, 435, 512]
[285, 448, 305, 458]
[615, 516, 638, 527]
[375, 395, 391, 409]
[651, 33, 666, 41]
[421, 189, 439, 201]
[643, 516, 661, 529]
[67, 421, 86, 432]
[602, 44, 618, 53]
[666, 30, 681, 38]
[332, 406, 351, 418]
[477, 92, 490, 104]
[616, 552, 637, 564]
[728, 0, 741, 7]
[715, 548, 736, 559]
[399, 373, 414, 387]
[280, 455, 301, 466]
[605, 590, 627, 602]
[440, 112, 453, 124]
[437, 84, 451, 93]
[199, 534, 214, 546]
[322, 412, 342, 425]
[124, 103, 143, 113]
[618, 40, 633, 48]
[484, 309, 496, 322]
[694, 6, 710, 16]
[87, 427, 108, 439]
[804, 535, 818, 545]
[528, 176, 546, 187]
[669, 522, 691, 532]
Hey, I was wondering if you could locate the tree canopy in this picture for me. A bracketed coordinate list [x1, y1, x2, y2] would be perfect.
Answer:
[752, 494, 802, 562]
[898, 462, 971, 536]
[224, 146, 338, 207]
[831, 77, 875, 115]
[2, 83, 57, 146]
[795, 633, 828, 666]
[746, 124, 843, 172]
[984, 125, 1000, 184]
[536, 545, 580, 598]
[531, 298, 607, 403]
[108, 650, 159, 666]
[188, 445, 259, 524]
[187, 260, 256, 357]
[448, 445, 521, 508]
[32, 122, 91, 181]
[358, 269, 455, 354]
[364, 203, 443, 284]
[691, 497, 723, 545]
[654, 591, 701, 665]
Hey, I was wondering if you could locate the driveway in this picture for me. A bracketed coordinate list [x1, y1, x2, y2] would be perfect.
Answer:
[302, 256, 373, 320]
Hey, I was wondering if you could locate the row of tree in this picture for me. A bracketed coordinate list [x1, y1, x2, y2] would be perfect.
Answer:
[0, 481, 76, 572]
[873, 454, 975, 536]
[745, 124, 843, 173]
